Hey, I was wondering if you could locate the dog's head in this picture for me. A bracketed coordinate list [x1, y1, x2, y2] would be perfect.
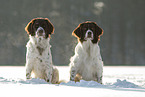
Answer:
[25, 18, 54, 39]
[72, 21, 103, 43]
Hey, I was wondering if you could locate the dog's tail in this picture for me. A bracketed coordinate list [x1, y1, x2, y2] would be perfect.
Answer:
[52, 67, 68, 84]
[57, 80, 68, 84]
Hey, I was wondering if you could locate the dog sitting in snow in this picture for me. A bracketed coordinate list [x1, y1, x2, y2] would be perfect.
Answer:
[25, 18, 59, 84]
[69, 21, 104, 84]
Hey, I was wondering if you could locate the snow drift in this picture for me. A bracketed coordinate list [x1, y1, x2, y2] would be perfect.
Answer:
[0, 66, 145, 97]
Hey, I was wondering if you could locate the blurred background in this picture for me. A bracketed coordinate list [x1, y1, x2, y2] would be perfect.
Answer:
[0, 0, 145, 66]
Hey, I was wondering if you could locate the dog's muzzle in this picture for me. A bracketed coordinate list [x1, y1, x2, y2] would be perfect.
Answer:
[36, 27, 45, 38]
[85, 29, 94, 40]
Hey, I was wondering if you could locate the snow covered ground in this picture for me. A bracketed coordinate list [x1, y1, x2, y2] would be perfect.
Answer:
[0, 66, 145, 97]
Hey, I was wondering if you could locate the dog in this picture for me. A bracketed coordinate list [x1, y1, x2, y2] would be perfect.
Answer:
[25, 18, 59, 84]
[69, 21, 104, 84]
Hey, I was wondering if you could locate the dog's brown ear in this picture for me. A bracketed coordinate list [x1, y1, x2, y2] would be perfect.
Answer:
[44, 18, 54, 35]
[25, 19, 35, 36]
[72, 25, 81, 38]
[95, 23, 103, 37]
[94, 23, 103, 42]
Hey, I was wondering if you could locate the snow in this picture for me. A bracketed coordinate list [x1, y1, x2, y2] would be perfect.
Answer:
[0, 66, 145, 97]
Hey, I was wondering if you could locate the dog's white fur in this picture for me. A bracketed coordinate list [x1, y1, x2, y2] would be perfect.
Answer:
[70, 39, 103, 84]
[26, 36, 59, 84]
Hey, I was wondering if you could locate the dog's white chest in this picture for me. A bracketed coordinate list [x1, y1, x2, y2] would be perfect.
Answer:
[74, 40, 103, 81]
[26, 37, 53, 79]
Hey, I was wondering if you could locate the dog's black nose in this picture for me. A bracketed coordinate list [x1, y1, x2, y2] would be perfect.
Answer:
[88, 32, 92, 35]
[38, 29, 43, 33]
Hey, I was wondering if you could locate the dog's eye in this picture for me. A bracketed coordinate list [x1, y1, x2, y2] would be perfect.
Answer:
[43, 25, 46, 28]
[35, 24, 39, 29]
[82, 28, 87, 30]
[91, 28, 95, 30]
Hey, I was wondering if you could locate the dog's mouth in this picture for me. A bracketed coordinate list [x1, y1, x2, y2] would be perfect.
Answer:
[84, 29, 94, 40]
[35, 27, 46, 43]
[35, 27, 45, 38]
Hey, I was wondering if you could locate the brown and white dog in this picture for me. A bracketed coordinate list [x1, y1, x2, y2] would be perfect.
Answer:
[25, 18, 59, 84]
[69, 21, 104, 84]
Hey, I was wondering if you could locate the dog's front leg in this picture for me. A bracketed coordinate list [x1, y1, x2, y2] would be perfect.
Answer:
[70, 66, 77, 81]
[96, 66, 103, 84]
[26, 63, 32, 79]
[45, 67, 53, 83]
[97, 74, 103, 84]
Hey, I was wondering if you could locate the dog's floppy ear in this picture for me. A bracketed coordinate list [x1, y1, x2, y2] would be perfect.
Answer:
[72, 24, 81, 38]
[95, 23, 103, 37]
[25, 19, 35, 36]
[44, 18, 54, 35]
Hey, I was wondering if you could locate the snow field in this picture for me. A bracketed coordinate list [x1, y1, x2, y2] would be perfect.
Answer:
[0, 66, 145, 97]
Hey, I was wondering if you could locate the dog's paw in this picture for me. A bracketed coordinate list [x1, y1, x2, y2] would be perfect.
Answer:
[26, 73, 31, 79]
